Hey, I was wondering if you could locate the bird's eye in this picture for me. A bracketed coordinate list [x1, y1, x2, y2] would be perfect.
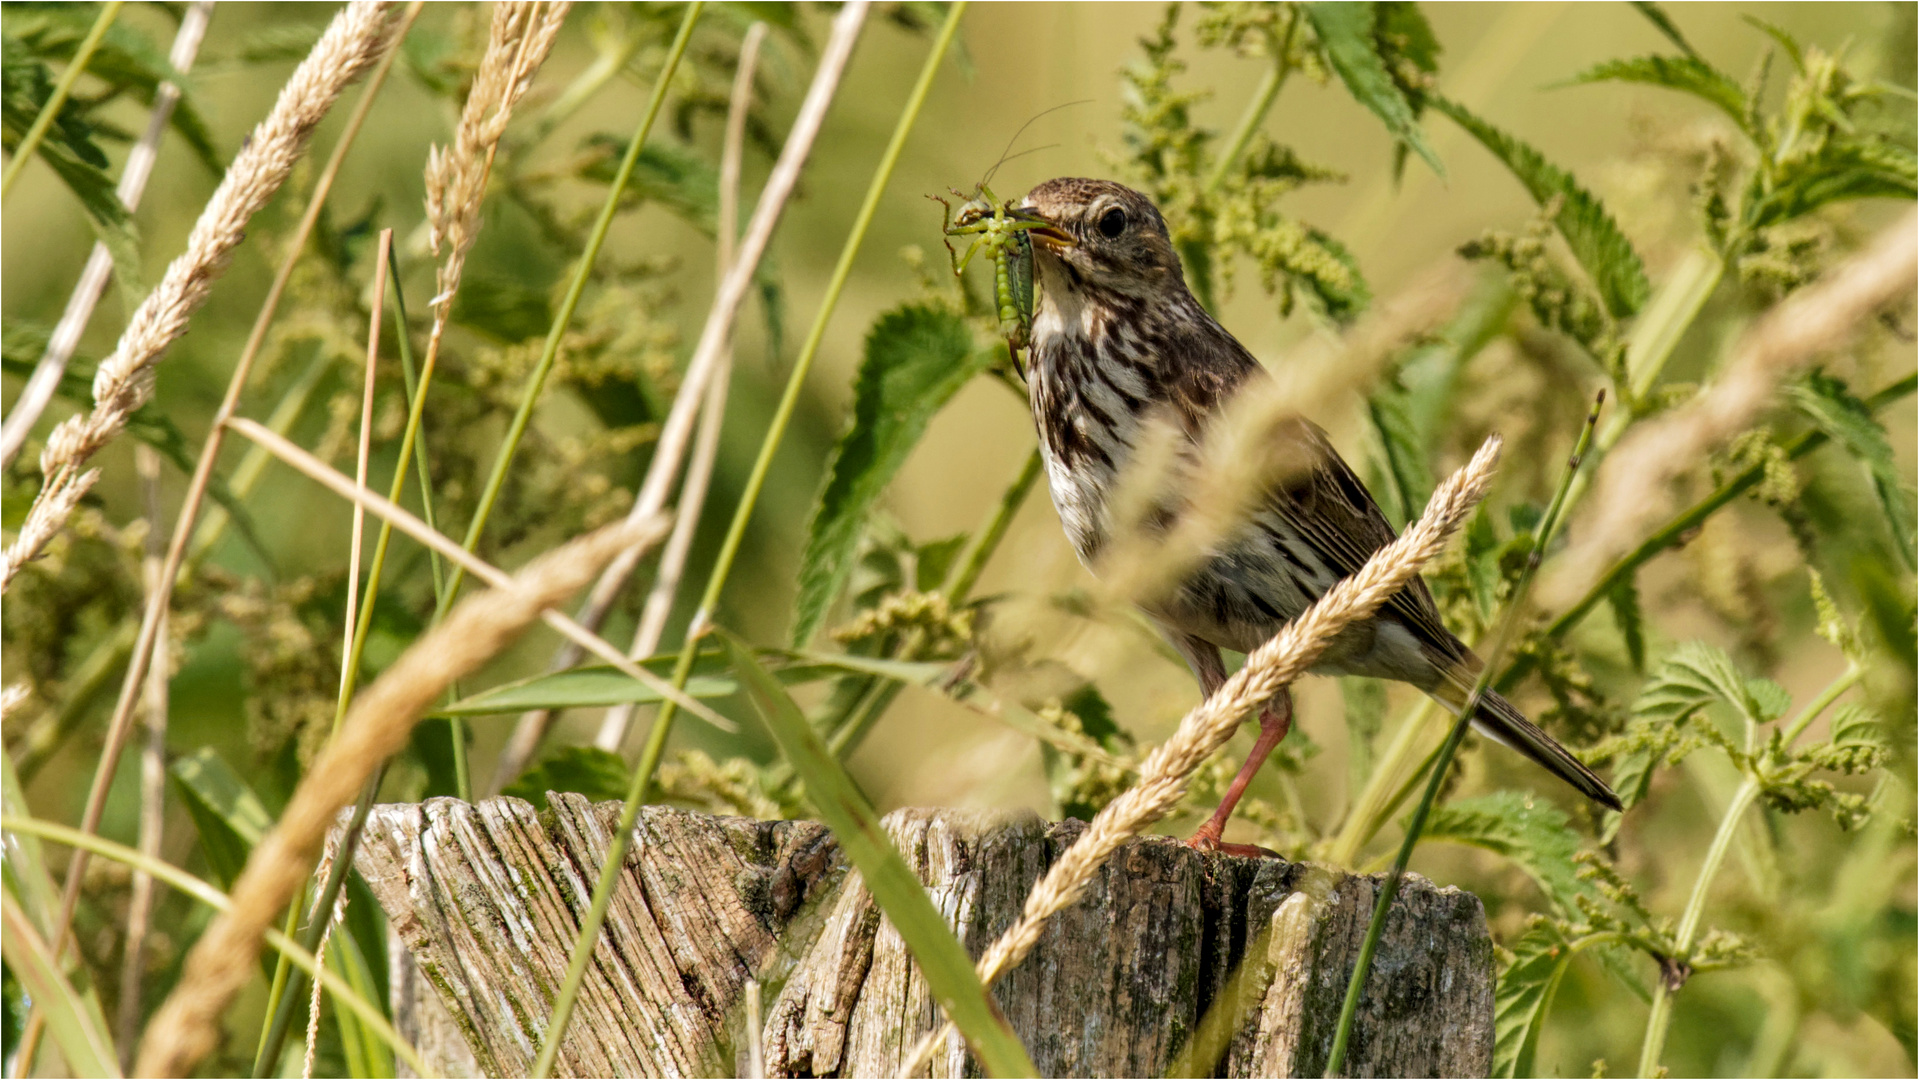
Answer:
[1097, 207, 1127, 239]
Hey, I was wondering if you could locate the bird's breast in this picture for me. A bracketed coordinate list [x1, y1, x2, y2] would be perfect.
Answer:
[1025, 314, 1159, 565]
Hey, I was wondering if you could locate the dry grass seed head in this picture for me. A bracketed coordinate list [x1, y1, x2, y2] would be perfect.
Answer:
[2, 0, 399, 594]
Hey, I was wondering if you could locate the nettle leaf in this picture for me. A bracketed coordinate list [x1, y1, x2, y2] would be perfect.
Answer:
[1432, 96, 1651, 318]
[1629, 2, 1702, 59]
[1419, 791, 1593, 915]
[1493, 919, 1576, 1079]
[1829, 702, 1889, 749]
[1366, 382, 1429, 529]
[1740, 15, 1805, 73]
[1567, 55, 1749, 134]
[579, 135, 719, 235]
[1789, 371, 1917, 569]
[1608, 575, 1647, 672]
[1753, 141, 1918, 229]
[501, 745, 631, 810]
[791, 304, 987, 646]
[1305, 2, 1443, 175]
[1635, 640, 1782, 729]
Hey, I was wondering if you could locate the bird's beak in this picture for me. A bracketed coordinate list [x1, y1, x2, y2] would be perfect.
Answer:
[1009, 206, 1076, 249]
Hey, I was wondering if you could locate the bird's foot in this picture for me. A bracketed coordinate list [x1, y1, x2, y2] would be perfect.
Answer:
[1182, 829, 1283, 860]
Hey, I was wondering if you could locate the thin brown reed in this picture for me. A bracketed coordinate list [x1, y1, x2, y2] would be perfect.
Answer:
[134, 511, 665, 1076]
[903, 435, 1503, 1075]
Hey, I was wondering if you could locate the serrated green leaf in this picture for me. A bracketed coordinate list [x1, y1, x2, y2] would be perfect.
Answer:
[1741, 15, 1805, 72]
[1635, 640, 1773, 729]
[791, 304, 988, 646]
[578, 135, 719, 234]
[1790, 371, 1917, 569]
[1608, 575, 1646, 672]
[1567, 55, 1749, 134]
[1493, 920, 1575, 1078]
[1432, 96, 1651, 318]
[721, 633, 1041, 1077]
[1829, 702, 1888, 748]
[501, 745, 630, 810]
[169, 747, 274, 890]
[1753, 141, 1918, 229]
[1419, 791, 1593, 915]
[1306, 2, 1443, 175]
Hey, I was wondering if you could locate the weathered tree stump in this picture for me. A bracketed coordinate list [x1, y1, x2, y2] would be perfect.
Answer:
[353, 796, 1493, 1078]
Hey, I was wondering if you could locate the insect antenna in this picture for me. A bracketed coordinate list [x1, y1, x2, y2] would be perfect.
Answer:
[978, 99, 1092, 190]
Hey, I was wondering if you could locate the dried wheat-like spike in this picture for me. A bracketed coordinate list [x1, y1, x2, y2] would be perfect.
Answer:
[1, 0, 398, 595]
[424, 0, 571, 307]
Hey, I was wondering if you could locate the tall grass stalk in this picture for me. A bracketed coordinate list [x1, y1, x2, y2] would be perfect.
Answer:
[589, 20, 769, 755]
[437, 2, 700, 608]
[1324, 393, 1603, 1077]
[0, 1, 125, 201]
[527, 7, 900, 1073]
[1, 0, 214, 468]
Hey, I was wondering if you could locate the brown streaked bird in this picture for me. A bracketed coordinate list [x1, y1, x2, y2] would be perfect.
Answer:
[1012, 177, 1621, 856]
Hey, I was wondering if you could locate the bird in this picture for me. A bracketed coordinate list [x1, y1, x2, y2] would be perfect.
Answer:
[1007, 177, 1622, 856]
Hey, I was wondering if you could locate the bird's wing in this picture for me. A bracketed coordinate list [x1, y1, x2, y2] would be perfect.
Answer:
[1166, 345, 1464, 662]
[1268, 418, 1463, 662]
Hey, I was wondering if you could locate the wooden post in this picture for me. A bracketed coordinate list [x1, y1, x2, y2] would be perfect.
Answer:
[355, 796, 1493, 1077]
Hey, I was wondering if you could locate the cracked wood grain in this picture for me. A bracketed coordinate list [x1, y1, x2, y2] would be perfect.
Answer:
[356, 799, 1493, 1078]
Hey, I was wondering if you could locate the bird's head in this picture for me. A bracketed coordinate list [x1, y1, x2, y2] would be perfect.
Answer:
[1017, 178, 1186, 301]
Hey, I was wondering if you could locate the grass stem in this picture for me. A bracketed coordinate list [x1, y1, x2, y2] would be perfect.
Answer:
[439, 3, 702, 608]
[0, 1, 125, 201]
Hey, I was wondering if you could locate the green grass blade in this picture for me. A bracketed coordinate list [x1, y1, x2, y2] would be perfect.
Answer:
[1, 888, 120, 1078]
[720, 633, 1039, 1078]
[791, 304, 987, 646]
[0, 814, 428, 1077]
[169, 749, 274, 889]
[437, 665, 736, 716]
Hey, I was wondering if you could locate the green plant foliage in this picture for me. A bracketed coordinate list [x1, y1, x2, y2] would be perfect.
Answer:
[1630, 2, 1701, 59]
[1304, 2, 1441, 174]
[791, 303, 986, 647]
[1491, 918, 1575, 1079]
[501, 746, 633, 810]
[1566, 55, 1750, 133]
[1789, 372, 1917, 569]
[1419, 791, 1592, 915]
[1432, 96, 1652, 318]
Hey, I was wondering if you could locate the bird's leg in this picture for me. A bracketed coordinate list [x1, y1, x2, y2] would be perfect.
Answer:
[1185, 689, 1292, 859]
[1165, 632, 1289, 858]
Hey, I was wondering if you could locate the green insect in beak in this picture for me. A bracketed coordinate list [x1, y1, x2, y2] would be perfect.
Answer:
[933, 185, 1073, 369]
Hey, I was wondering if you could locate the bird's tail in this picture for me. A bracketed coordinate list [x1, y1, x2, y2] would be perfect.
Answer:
[1431, 676, 1623, 812]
